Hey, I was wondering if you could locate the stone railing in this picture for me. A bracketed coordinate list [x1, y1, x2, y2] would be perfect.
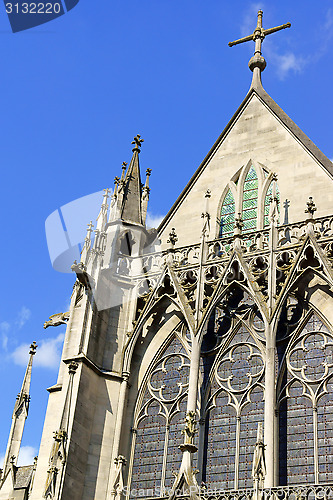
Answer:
[113, 214, 333, 279]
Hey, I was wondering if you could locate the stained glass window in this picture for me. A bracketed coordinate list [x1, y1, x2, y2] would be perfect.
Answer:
[238, 385, 265, 488]
[204, 390, 236, 490]
[203, 324, 264, 490]
[131, 402, 165, 495]
[220, 189, 235, 238]
[130, 334, 190, 496]
[317, 378, 333, 483]
[264, 181, 280, 227]
[279, 382, 314, 485]
[242, 166, 258, 233]
[279, 313, 333, 485]
[165, 398, 188, 489]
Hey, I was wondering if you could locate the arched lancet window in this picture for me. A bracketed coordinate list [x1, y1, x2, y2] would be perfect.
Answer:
[200, 290, 265, 490]
[203, 324, 264, 489]
[242, 166, 259, 233]
[278, 313, 333, 485]
[264, 181, 280, 227]
[218, 163, 280, 238]
[219, 189, 235, 238]
[130, 334, 191, 496]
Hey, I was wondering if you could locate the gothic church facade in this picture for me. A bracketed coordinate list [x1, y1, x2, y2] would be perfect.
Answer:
[1, 10, 333, 500]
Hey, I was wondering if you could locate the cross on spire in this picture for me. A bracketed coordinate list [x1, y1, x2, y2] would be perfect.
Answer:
[131, 134, 144, 153]
[229, 10, 291, 82]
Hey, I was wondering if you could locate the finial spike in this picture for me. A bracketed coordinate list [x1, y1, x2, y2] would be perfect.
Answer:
[141, 169, 152, 225]
[305, 196, 317, 219]
[120, 162, 127, 182]
[29, 341, 37, 355]
[131, 134, 144, 153]
[167, 228, 178, 247]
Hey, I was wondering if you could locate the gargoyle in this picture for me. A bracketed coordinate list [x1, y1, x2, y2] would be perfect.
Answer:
[71, 260, 94, 290]
[44, 312, 70, 329]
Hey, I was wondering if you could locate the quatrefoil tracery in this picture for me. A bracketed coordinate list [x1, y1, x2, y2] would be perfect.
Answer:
[216, 342, 264, 393]
[288, 332, 333, 385]
[149, 353, 190, 402]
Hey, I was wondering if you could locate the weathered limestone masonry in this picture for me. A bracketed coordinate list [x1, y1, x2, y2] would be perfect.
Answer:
[2, 9, 333, 500]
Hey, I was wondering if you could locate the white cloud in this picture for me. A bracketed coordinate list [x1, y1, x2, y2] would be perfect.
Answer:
[325, 8, 333, 31]
[0, 447, 37, 468]
[0, 322, 10, 332]
[17, 445, 38, 466]
[16, 306, 31, 329]
[12, 333, 65, 370]
[240, 3, 263, 37]
[0, 322, 10, 351]
[271, 51, 306, 80]
[146, 213, 165, 229]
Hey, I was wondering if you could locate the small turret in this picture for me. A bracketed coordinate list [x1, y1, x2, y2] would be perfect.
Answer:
[120, 134, 144, 224]
[108, 135, 151, 227]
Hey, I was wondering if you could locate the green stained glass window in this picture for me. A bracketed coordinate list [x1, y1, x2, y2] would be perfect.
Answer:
[264, 181, 280, 227]
[220, 189, 235, 238]
[242, 166, 258, 233]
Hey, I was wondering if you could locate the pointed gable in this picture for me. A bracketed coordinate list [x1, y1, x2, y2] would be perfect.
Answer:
[158, 85, 333, 248]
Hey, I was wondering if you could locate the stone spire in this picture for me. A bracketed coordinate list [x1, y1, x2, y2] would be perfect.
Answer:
[107, 136, 151, 227]
[229, 10, 291, 88]
[119, 134, 144, 225]
[2, 341, 37, 476]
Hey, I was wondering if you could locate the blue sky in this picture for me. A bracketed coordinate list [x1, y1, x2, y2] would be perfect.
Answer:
[0, 0, 333, 465]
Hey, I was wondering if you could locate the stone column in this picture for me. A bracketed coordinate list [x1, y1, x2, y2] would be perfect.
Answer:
[107, 372, 130, 500]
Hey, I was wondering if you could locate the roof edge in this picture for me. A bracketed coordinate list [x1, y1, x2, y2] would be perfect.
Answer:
[157, 86, 333, 236]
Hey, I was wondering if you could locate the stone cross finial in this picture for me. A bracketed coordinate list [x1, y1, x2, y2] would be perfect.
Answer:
[229, 10, 291, 74]
[114, 455, 127, 466]
[305, 196, 317, 218]
[146, 168, 152, 177]
[167, 228, 178, 247]
[87, 220, 94, 235]
[29, 341, 38, 355]
[131, 134, 144, 152]
[234, 213, 244, 232]
[68, 361, 78, 374]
